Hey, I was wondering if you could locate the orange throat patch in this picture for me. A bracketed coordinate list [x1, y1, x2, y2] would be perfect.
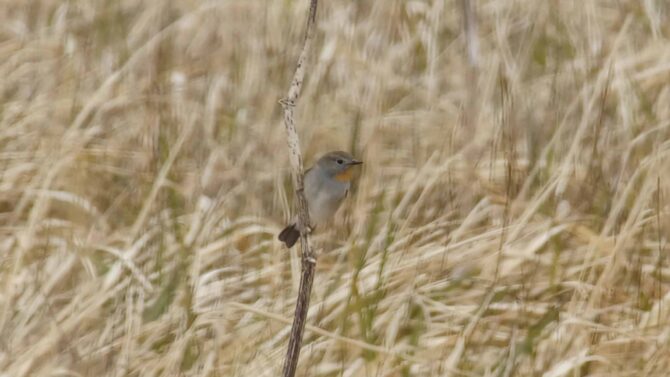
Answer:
[334, 168, 354, 182]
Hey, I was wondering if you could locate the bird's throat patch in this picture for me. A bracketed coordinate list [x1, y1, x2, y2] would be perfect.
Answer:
[335, 168, 353, 182]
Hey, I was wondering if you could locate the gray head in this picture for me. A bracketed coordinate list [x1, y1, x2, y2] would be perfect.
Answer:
[315, 151, 363, 181]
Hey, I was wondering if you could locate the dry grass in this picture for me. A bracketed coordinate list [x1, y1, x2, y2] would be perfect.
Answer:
[1, 1, 670, 376]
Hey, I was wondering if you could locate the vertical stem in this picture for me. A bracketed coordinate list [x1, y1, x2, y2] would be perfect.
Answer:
[280, 1, 319, 376]
[282, 258, 316, 377]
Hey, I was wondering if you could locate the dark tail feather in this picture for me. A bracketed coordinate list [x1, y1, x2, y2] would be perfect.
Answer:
[278, 224, 300, 248]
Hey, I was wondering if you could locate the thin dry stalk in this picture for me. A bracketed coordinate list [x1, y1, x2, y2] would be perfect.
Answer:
[279, 0, 319, 376]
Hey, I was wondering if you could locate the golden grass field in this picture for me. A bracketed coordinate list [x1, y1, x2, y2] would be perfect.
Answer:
[1, 0, 670, 376]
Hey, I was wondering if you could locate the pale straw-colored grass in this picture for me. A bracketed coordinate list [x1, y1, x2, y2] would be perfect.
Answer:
[1, 1, 669, 376]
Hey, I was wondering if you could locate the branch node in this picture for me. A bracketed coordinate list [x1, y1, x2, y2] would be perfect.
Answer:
[279, 98, 295, 109]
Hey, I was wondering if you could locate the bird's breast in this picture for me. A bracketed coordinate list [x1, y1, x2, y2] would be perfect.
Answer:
[304, 173, 349, 225]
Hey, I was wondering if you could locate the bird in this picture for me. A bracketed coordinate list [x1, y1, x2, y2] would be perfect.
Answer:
[278, 151, 363, 248]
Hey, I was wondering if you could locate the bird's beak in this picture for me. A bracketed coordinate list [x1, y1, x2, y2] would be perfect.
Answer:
[348, 159, 363, 166]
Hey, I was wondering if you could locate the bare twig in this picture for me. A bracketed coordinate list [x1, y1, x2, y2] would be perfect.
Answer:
[279, 1, 319, 376]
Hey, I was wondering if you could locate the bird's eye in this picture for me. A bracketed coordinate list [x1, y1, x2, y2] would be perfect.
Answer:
[336, 159, 344, 164]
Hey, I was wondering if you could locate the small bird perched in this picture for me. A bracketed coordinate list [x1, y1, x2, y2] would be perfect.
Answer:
[278, 151, 363, 248]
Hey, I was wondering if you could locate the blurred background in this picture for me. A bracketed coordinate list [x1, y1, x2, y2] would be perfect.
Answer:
[1, 0, 669, 376]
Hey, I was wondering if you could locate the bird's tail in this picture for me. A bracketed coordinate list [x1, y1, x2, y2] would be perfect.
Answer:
[278, 223, 300, 248]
